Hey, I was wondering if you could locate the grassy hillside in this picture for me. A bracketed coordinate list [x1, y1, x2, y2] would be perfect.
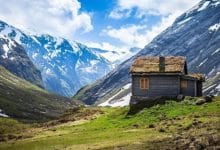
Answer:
[0, 66, 77, 122]
[0, 96, 219, 149]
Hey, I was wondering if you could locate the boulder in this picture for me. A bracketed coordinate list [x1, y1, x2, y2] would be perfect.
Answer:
[177, 94, 184, 101]
[195, 98, 206, 105]
[204, 95, 213, 103]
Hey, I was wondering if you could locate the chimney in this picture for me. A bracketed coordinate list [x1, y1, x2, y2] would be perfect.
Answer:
[159, 56, 165, 72]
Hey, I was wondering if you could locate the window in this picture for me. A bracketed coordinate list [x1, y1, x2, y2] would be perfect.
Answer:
[140, 78, 149, 90]
[181, 80, 187, 88]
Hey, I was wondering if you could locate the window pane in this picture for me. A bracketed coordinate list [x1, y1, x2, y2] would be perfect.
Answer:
[140, 78, 149, 89]
[181, 80, 187, 88]
[145, 78, 149, 89]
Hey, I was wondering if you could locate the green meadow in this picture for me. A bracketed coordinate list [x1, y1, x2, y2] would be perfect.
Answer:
[0, 97, 219, 150]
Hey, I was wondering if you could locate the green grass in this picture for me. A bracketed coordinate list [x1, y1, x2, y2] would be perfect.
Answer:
[0, 97, 219, 149]
[0, 118, 29, 135]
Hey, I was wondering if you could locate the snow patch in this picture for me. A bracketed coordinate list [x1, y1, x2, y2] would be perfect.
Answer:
[91, 60, 99, 66]
[198, 58, 208, 67]
[83, 66, 96, 73]
[2, 44, 10, 59]
[208, 67, 216, 76]
[211, 0, 220, 7]
[60, 79, 70, 89]
[32, 53, 38, 59]
[177, 17, 192, 25]
[99, 51, 121, 62]
[45, 68, 54, 76]
[197, 1, 210, 11]
[123, 83, 131, 90]
[0, 34, 7, 39]
[0, 109, 9, 118]
[14, 31, 22, 44]
[212, 48, 220, 55]
[209, 23, 220, 31]
[99, 93, 131, 107]
[99, 83, 131, 107]
[55, 37, 63, 48]
[9, 57, 15, 61]
[31, 36, 42, 45]
[70, 42, 80, 53]
[203, 84, 217, 92]
[0, 26, 12, 36]
[49, 49, 61, 58]
[78, 60, 100, 73]
[216, 84, 220, 91]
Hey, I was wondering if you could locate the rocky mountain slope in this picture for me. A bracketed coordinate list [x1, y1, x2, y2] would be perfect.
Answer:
[73, 0, 220, 105]
[0, 66, 77, 122]
[0, 21, 135, 97]
[0, 35, 43, 88]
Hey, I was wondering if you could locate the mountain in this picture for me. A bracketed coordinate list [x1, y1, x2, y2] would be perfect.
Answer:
[91, 47, 141, 68]
[0, 21, 124, 97]
[0, 66, 77, 122]
[0, 35, 43, 88]
[73, 0, 220, 105]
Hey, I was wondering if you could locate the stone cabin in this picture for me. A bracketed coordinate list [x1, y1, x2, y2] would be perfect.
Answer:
[130, 56, 205, 104]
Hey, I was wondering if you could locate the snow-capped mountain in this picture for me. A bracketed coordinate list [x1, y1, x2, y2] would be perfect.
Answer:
[0, 20, 127, 97]
[0, 35, 43, 88]
[73, 0, 220, 105]
[90, 47, 141, 68]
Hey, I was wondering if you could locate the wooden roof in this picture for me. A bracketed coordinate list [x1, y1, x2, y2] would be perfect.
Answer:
[184, 74, 205, 81]
[130, 56, 186, 74]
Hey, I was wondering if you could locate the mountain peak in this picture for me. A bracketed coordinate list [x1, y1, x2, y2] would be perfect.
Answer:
[0, 20, 118, 97]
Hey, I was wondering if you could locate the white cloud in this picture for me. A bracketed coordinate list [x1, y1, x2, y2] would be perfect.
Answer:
[0, 0, 93, 39]
[85, 41, 127, 53]
[105, 0, 200, 48]
[102, 25, 148, 48]
[104, 13, 179, 48]
[109, 8, 131, 19]
[109, 0, 200, 19]
[84, 41, 135, 63]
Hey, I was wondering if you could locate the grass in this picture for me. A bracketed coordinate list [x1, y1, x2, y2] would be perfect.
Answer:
[0, 96, 219, 149]
[0, 66, 77, 122]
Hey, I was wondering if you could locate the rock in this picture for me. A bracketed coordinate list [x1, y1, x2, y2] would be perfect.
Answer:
[195, 98, 206, 105]
[177, 94, 184, 101]
[194, 115, 200, 118]
[132, 124, 139, 128]
[204, 95, 213, 102]
[148, 124, 155, 128]
[192, 121, 199, 126]
[158, 128, 165, 132]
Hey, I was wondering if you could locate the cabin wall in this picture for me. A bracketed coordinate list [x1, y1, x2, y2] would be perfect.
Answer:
[132, 75, 180, 98]
[196, 81, 203, 96]
[180, 80, 196, 96]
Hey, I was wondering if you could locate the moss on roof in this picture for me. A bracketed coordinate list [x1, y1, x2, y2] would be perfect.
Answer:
[130, 56, 186, 73]
[186, 74, 205, 81]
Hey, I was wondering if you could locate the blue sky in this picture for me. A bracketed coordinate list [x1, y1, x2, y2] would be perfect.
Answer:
[0, 0, 200, 51]
[77, 0, 162, 48]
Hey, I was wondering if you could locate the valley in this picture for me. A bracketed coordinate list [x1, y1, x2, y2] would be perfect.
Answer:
[0, 96, 219, 149]
[0, 0, 219, 149]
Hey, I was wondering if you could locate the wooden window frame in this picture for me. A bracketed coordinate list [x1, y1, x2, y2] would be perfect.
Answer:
[181, 80, 188, 88]
[140, 78, 149, 90]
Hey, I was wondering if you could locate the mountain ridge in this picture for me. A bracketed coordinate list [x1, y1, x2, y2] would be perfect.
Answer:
[0, 21, 139, 97]
[0, 34, 43, 88]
